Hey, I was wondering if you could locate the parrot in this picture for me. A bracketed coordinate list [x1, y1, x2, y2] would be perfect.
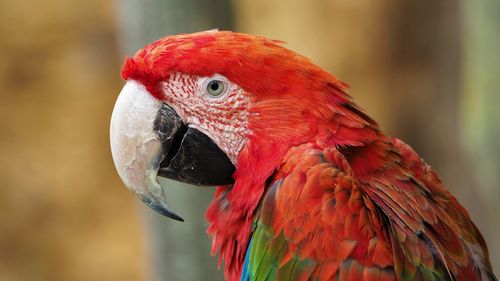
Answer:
[109, 30, 496, 281]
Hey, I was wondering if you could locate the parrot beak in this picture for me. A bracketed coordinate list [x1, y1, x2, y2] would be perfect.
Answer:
[110, 81, 234, 221]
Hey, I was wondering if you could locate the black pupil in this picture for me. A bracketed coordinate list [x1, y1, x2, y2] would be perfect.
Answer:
[210, 81, 220, 91]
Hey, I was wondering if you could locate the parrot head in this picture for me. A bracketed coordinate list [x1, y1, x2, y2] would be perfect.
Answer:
[110, 30, 375, 221]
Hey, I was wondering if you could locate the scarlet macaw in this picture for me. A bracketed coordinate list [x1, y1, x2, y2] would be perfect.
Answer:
[110, 31, 496, 281]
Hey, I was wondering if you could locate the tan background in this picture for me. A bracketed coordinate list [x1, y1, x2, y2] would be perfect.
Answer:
[0, 0, 498, 280]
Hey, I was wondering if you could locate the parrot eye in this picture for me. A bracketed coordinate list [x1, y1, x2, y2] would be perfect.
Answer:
[205, 79, 226, 97]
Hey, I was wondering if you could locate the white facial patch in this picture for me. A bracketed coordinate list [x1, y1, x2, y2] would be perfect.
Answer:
[161, 73, 252, 164]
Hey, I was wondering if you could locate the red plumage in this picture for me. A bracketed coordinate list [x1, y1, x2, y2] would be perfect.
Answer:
[121, 31, 495, 281]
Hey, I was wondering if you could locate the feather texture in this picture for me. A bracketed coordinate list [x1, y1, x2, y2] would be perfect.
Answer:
[120, 31, 496, 281]
[243, 141, 495, 281]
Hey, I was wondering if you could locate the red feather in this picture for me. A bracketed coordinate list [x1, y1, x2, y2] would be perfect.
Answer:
[122, 31, 495, 281]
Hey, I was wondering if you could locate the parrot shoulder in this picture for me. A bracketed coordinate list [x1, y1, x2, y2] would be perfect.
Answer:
[243, 143, 396, 281]
[243, 139, 496, 281]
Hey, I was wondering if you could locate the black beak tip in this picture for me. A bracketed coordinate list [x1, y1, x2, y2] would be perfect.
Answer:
[154, 205, 184, 222]
[138, 195, 184, 222]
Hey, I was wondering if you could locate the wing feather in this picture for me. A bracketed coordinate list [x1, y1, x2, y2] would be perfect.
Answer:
[244, 144, 395, 280]
[243, 141, 495, 281]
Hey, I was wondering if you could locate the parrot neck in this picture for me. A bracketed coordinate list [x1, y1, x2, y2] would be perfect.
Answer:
[205, 136, 292, 281]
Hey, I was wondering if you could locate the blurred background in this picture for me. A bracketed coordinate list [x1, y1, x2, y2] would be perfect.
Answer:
[0, 0, 498, 280]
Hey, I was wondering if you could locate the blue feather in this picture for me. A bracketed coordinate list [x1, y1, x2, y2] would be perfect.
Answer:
[240, 237, 253, 281]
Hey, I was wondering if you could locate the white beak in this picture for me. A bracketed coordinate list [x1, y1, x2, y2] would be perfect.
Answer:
[110, 81, 183, 221]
